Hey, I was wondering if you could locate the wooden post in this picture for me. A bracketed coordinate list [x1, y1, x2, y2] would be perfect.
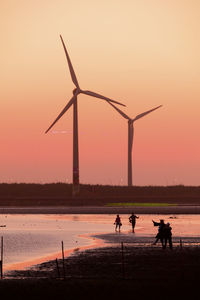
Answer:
[61, 241, 65, 279]
[121, 242, 125, 279]
[56, 258, 60, 279]
[1, 236, 3, 279]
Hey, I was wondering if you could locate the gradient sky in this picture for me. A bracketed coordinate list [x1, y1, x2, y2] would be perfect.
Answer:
[0, 0, 200, 185]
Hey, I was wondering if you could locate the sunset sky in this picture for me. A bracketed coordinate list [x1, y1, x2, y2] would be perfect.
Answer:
[0, 0, 200, 186]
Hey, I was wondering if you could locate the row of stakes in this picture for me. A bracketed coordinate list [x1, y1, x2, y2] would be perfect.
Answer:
[0, 238, 184, 280]
[57, 239, 184, 280]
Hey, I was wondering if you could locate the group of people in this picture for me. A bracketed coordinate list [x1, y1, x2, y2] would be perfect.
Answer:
[114, 214, 173, 249]
[152, 219, 173, 249]
[114, 213, 139, 233]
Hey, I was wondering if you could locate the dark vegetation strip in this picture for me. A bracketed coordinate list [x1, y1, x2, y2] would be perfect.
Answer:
[0, 183, 199, 206]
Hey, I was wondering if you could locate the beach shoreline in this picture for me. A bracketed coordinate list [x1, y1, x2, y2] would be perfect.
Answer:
[4, 232, 106, 273]
[4, 233, 200, 299]
[6, 228, 200, 276]
[2, 212, 200, 275]
[2, 208, 200, 299]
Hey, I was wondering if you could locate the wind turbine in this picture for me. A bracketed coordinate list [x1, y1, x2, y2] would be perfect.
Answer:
[45, 35, 125, 195]
[108, 102, 162, 186]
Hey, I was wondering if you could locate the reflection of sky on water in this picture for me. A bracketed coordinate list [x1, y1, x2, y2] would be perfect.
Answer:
[58, 214, 200, 237]
[0, 214, 200, 270]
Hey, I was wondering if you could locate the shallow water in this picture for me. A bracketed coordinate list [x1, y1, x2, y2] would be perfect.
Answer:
[1, 214, 200, 271]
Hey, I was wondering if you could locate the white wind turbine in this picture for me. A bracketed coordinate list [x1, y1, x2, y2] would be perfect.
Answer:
[45, 35, 125, 195]
[108, 102, 162, 186]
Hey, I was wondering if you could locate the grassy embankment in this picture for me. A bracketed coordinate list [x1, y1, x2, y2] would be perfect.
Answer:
[0, 183, 200, 206]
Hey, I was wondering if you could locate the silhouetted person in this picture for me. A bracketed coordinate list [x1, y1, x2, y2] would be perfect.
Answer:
[152, 219, 165, 246]
[114, 214, 122, 232]
[162, 222, 173, 249]
[129, 213, 139, 232]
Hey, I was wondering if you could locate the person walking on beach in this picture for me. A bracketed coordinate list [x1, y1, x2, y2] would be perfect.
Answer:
[152, 219, 165, 246]
[114, 214, 122, 232]
[162, 222, 173, 249]
[129, 213, 139, 233]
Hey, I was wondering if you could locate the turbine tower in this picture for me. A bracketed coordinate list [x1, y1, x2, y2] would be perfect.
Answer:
[108, 102, 162, 186]
[45, 35, 125, 196]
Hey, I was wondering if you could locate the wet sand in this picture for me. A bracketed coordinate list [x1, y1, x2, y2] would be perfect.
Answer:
[4, 230, 200, 299]
[1, 205, 200, 214]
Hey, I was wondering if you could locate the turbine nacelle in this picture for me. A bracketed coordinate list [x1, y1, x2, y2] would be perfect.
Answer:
[73, 88, 80, 96]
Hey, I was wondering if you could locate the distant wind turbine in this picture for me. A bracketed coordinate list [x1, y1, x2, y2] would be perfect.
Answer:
[45, 35, 125, 195]
[108, 102, 162, 186]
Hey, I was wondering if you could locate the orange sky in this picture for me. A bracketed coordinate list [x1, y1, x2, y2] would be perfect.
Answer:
[0, 0, 200, 185]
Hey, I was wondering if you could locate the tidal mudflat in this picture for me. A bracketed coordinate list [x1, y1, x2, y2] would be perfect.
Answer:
[1, 213, 200, 273]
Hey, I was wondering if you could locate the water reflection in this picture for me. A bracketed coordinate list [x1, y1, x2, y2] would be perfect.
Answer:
[1, 214, 200, 271]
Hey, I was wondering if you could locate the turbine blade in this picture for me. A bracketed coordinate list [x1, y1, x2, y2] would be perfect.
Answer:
[107, 101, 130, 120]
[45, 96, 75, 133]
[133, 105, 162, 122]
[60, 35, 80, 88]
[82, 90, 125, 107]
